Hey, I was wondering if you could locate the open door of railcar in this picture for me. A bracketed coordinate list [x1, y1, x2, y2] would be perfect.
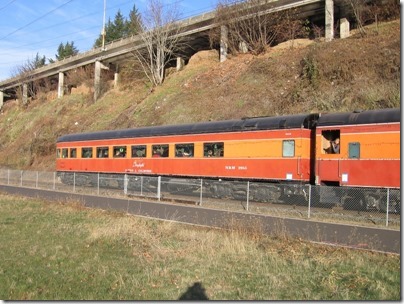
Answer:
[315, 128, 341, 186]
[313, 109, 401, 211]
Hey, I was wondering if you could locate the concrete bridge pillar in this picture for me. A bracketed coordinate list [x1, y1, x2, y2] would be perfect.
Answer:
[94, 61, 101, 101]
[22, 83, 28, 105]
[340, 18, 350, 39]
[325, 0, 334, 42]
[176, 57, 185, 71]
[94, 61, 109, 101]
[0, 91, 3, 110]
[114, 68, 120, 89]
[58, 72, 65, 98]
[239, 40, 248, 54]
[220, 25, 228, 63]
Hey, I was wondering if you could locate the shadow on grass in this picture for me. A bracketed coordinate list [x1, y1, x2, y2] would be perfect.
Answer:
[178, 282, 209, 300]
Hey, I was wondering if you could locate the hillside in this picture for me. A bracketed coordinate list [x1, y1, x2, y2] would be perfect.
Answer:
[0, 19, 400, 171]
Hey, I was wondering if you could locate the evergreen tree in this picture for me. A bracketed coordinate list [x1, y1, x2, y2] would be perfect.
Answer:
[54, 41, 79, 61]
[33, 52, 46, 68]
[93, 6, 143, 48]
[127, 4, 143, 35]
[110, 10, 127, 39]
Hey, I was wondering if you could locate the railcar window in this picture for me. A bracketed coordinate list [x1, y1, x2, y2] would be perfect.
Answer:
[204, 142, 224, 157]
[349, 142, 360, 159]
[175, 143, 194, 157]
[97, 147, 109, 158]
[82, 147, 93, 158]
[113, 146, 127, 158]
[70, 148, 77, 158]
[282, 140, 295, 157]
[61, 148, 68, 158]
[56, 149, 61, 158]
[152, 144, 169, 157]
[321, 130, 340, 154]
[132, 145, 147, 158]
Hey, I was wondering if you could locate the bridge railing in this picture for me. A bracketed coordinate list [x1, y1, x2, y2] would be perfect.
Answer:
[0, 169, 400, 229]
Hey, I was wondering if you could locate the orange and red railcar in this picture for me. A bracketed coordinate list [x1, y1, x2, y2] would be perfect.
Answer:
[56, 108, 400, 209]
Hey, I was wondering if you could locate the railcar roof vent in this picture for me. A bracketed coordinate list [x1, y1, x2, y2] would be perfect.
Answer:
[243, 122, 258, 130]
[279, 119, 287, 128]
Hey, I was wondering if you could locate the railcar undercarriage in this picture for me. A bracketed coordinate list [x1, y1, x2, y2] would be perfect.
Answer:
[57, 171, 400, 214]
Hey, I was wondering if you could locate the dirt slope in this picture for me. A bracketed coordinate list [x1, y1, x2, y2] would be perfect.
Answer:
[0, 20, 400, 171]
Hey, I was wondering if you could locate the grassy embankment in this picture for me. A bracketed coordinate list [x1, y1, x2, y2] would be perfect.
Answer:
[0, 194, 399, 300]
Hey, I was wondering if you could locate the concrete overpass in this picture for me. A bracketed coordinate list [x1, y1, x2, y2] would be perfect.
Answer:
[0, 0, 352, 106]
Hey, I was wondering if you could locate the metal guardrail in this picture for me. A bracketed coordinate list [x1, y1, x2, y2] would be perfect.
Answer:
[0, 169, 399, 229]
[0, 10, 218, 88]
[0, 0, 326, 88]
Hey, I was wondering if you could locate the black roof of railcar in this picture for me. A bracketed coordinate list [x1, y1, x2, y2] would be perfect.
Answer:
[57, 113, 318, 143]
[317, 108, 401, 127]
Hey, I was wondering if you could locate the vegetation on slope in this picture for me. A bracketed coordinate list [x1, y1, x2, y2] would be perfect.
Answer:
[0, 20, 399, 171]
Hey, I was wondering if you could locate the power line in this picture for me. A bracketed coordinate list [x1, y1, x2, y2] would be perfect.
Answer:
[0, 0, 76, 41]
[1, 0, 136, 42]
[0, 25, 101, 55]
[0, 0, 217, 79]
[0, 0, 17, 12]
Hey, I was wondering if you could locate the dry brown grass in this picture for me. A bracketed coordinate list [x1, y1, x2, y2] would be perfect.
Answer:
[0, 194, 400, 300]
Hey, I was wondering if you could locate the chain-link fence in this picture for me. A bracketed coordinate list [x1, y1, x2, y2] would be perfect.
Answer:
[0, 169, 400, 229]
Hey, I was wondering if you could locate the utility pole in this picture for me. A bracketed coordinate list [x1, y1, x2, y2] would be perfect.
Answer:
[101, 0, 106, 50]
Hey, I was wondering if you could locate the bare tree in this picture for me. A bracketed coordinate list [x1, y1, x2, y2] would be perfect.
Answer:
[10, 53, 48, 105]
[211, 0, 288, 55]
[344, 0, 368, 36]
[132, 0, 184, 87]
[274, 8, 311, 47]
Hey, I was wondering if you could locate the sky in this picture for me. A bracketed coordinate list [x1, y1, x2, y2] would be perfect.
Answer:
[0, 0, 219, 81]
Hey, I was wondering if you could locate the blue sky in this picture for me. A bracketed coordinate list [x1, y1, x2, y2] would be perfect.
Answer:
[0, 0, 219, 81]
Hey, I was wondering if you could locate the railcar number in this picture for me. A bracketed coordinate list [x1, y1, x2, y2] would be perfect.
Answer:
[225, 166, 248, 170]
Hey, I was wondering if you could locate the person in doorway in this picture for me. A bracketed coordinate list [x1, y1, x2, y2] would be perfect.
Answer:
[332, 138, 340, 154]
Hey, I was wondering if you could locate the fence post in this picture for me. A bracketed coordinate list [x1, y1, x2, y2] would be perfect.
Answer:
[386, 188, 390, 227]
[124, 174, 128, 195]
[97, 173, 100, 196]
[20, 170, 23, 186]
[308, 185, 312, 219]
[246, 181, 250, 211]
[141, 176, 143, 196]
[199, 179, 203, 206]
[53, 172, 56, 190]
[157, 176, 161, 201]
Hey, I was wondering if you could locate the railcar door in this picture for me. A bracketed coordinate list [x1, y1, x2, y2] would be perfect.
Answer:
[315, 128, 341, 185]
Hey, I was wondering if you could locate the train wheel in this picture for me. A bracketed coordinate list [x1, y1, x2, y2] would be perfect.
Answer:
[380, 197, 401, 214]
[344, 197, 371, 211]
[209, 182, 231, 199]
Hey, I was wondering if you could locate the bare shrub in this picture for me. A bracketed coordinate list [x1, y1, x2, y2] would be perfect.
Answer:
[342, 0, 400, 36]
[211, 0, 314, 55]
[65, 66, 94, 91]
[211, 0, 288, 55]
[312, 24, 325, 40]
[274, 10, 311, 46]
[132, 0, 186, 87]
[119, 58, 149, 87]
[64, 65, 115, 101]
[366, 0, 400, 30]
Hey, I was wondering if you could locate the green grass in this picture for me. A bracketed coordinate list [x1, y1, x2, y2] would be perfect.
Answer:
[0, 194, 400, 300]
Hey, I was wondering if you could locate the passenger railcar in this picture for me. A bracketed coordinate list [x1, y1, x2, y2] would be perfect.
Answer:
[315, 108, 400, 189]
[56, 108, 400, 210]
[56, 113, 318, 182]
